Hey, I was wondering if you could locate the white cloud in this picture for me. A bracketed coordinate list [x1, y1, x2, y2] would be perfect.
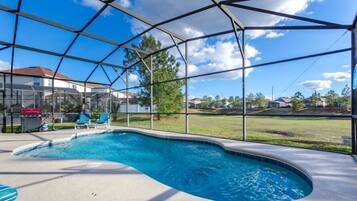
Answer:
[74, 0, 112, 15]
[343, 64, 350, 68]
[126, 0, 313, 80]
[124, 73, 139, 86]
[128, 73, 138, 82]
[117, 0, 131, 8]
[266, 31, 284, 38]
[0, 59, 10, 71]
[128, 0, 313, 55]
[245, 44, 260, 59]
[237, 0, 310, 38]
[301, 80, 331, 91]
[255, 57, 262, 61]
[323, 71, 350, 82]
[75, 0, 102, 10]
[130, 0, 311, 39]
[173, 28, 246, 80]
[177, 39, 258, 80]
[77, 0, 312, 41]
[300, 71, 350, 92]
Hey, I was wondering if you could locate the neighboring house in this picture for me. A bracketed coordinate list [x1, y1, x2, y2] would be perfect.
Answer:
[317, 97, 327, 108]
[268, 97, 292, 108]
[115, 92, 150, 113]
[304, 97, 327, 108]
[189, 98, 202, 109]
[246, 101, 256, 109]
[0, 66, 107, 93]
[0, 66, 150, 113]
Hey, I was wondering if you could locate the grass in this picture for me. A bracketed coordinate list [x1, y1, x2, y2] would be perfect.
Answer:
[111, 114, 352, 154]
[4, 114, 351, 154]
[3, 122, 76, 133]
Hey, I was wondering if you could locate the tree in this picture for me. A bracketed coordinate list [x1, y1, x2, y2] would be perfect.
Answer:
[61, 102, 81, 113]
[200, 96, 209, 109]
[325, 90, 339, 107]
[215, 95, 221, 101]
[228, 96, 234, 104]
[233, 96, 241, 108]
[339, 84, 351, 110]
[254, 93, 268, 108]
[111, 102, 120, 121]
[201, 100, 210, 109]
[123, 35, 183, 120]
[221, 98, 228, 108]
[213, 95, 223, 108]
[247, 93, 255, 108]
[202, 96, 215, 109]
[292, 91, 305, 112]
[310, 90, 320, 108]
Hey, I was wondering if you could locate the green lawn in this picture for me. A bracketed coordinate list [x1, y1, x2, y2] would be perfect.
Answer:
[112, 114, 351, 154]
[4, 114, 351, 154]
[3, 122, 76, 133]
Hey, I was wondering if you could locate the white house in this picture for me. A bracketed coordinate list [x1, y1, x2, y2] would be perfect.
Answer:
[0, 66, 107, 93]
[0, 66, 149, 113]
[268, 97, 292, 108]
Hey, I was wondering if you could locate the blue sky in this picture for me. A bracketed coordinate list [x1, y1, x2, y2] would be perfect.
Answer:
[0, 0, 356, 99]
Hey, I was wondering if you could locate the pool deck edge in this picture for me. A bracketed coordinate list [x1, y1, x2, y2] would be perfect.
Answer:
[2, 127, 357, 201]
[114, 127, 357, 201]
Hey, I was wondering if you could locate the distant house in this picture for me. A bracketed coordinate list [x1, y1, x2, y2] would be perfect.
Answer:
[317, 97, 327, 107]
[246, 101, 255, 109]
[269, 97, 292, 108]
[117, 92, 150, 113]
[189, 98, 202, 109]
[304, 97, 327, 108]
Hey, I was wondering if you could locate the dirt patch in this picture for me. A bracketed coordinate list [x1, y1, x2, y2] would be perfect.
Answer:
[264, 130, 295, 137]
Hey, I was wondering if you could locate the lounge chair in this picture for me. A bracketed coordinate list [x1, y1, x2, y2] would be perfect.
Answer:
[75, 113, 91, 129]
[95, 112, 110, 128]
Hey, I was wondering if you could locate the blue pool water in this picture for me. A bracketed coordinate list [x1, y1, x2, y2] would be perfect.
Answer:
[0, 184, 17, 201]
[21, 132, 312, 201]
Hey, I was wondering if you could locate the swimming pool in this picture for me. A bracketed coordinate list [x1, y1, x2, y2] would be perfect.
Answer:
[20, 131, 312, 201]
[0, 184, 17, 201]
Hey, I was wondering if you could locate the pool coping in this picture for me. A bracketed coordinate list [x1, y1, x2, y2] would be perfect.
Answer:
[12, 127, 357, 201]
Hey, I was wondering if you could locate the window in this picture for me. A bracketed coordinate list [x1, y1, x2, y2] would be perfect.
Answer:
[48, 79, 53, 87]
[33, 77, 41, 86]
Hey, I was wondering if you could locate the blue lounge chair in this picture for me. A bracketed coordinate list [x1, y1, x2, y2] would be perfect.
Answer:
[75, 113, 91, 129]
[95, 112, 110, 128]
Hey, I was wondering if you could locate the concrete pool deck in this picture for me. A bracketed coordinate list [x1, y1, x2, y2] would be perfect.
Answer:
[0, 128, 207, 201]
[1, 127, 357, 201]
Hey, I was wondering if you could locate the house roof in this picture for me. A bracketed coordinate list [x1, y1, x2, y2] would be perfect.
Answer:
[270, 101, 289, 104]
[85, 83, 107, 89]
[276, 97, 292, 103]
[4, 66, 70, 80]
[5, 83, 79, 93]
[2, 66, 107, 89]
